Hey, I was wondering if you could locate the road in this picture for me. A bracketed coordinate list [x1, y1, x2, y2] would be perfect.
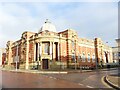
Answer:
[1, 68, 119, 88]
[43, 69, 119, 88]
[2, 70, 85, 88]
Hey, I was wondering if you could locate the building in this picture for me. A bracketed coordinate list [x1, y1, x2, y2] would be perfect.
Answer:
[0, 48, 6, 67]
[5, 19, 113, 70]
[112, 39, 120, 64]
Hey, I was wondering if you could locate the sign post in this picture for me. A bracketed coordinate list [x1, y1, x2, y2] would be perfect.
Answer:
[15, 43, 19, 71]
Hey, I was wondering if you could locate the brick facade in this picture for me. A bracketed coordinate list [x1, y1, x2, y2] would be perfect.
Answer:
[5, 20, 113, 70]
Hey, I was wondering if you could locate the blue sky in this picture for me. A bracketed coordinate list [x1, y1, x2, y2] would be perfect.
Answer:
[0, 0, 118, 48]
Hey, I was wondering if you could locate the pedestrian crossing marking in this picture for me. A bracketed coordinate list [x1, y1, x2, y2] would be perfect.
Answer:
[86, 85, 94, 88]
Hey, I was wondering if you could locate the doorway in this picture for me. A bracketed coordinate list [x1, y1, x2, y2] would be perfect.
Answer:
[42, 59, 49, 69]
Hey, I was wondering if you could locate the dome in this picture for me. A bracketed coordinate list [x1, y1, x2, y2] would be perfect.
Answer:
[39, 19, 56, 33]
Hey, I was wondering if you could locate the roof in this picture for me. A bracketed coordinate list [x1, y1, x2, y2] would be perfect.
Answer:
[38, 19, 56, 33]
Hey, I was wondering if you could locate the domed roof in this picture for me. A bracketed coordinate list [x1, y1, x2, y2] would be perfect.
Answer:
[39, 19, 56, 33]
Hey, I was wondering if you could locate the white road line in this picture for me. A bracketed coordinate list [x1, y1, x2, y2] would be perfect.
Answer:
[49, 76, 57, 80]
[78, 83, 84, 86]
[86, 85, 94, 88]
[49, 76, 53, 79]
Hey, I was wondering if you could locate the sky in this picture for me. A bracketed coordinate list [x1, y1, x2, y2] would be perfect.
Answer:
[0, 0, 119, 48]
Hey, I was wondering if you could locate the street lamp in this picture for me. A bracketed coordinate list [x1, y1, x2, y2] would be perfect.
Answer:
[78, 53, 82, 72]
[100, 45, 103, 68]
[72, 35, 77, 70]
[15, 43, 19, 71]
[74, 45, 77, 70]
[95, 57, 98, 70]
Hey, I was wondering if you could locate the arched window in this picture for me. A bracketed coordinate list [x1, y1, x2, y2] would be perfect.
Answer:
[72, 41, 74, 48]
[72, 53, 75, 62]
[44, 43, 50, 54]
[92, 54, 95, 62]
[88, 53, 90, 62]
[82, 53, 85, 62]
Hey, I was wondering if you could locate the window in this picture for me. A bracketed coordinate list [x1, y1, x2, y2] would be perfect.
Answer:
[88, 54, 90, 62]
[72, 41, 74, 48]
[82, 53, 85, 62]
[44, 43, 50, 54]
[114, 52, 118, 59]
[92, 54, 95, 62]
[72, 53, 75, 62]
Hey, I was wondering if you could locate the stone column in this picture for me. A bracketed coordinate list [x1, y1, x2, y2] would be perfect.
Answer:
[16, 44, 19, 63]
[25, 38, 29, 70]
[39, 42, 42, 58]
[51, 42, 53, 60]
[37, 43, 40, 61]
[53, 42, 55, 61]
[58, 42, 60, 61]
[50, 42, 52, 59]
[107, 52, 109, 63]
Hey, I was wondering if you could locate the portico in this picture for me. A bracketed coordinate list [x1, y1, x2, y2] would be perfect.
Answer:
[32, 40, 60, 69]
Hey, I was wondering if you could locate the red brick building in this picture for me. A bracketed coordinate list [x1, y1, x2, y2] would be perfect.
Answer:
[6, 19, 113, 70]
[0, 48, 6, 66]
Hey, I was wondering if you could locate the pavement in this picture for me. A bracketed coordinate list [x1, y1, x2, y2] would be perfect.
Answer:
[0, 67, 118, 74]
[1, 68, 92, 74]
[104, 74, 120, 89]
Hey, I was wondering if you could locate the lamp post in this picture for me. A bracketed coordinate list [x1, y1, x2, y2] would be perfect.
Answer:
[75, 42, 77, 70]
[100, 45, 103, 68]
[78, 53, 82, 72]
[75, 49, 77, 70]
[75, 56, 77, 70]
[95, 57, 98, 70]
[16, 43, 19, 71]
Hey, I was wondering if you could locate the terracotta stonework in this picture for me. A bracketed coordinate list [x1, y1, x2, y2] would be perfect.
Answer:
[6, 20, 113, 70]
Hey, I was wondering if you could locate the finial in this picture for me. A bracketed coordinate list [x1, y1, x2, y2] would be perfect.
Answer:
[45, 19, 51, 23]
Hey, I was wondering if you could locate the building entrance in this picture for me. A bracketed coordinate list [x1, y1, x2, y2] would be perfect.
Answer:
[42, 59, 49, 69]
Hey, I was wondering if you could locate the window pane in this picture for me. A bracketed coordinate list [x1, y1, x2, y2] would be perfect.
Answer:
[44, 43, 49, 54]
[88, 54, 90, 62]
[72, 53, 75, 62]
[82, 53, 85, 62]
[92, 55, 95, 62]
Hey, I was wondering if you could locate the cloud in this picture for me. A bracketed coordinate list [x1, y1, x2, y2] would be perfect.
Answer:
[0, 0, 119, 2]
[0, 2, 118, 48]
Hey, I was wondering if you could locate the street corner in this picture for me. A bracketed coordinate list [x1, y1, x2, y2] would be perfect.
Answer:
[103, 74, 120, 89]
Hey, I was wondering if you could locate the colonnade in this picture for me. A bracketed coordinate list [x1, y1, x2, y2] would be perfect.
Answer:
[32, 41, 60, 69]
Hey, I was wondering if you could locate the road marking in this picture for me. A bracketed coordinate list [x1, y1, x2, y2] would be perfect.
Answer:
[49, 76, 57, 80]
[101, 76, 112, 88]
[78, 83, 83, 86]
[49, 76, 53, 79]
[86, 85, 94, 88]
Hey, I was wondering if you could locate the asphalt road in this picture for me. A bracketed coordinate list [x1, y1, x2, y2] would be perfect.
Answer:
[43, 69, 119, 88]
[1, 68, 119, 88]
[1, 70, 86, 88]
